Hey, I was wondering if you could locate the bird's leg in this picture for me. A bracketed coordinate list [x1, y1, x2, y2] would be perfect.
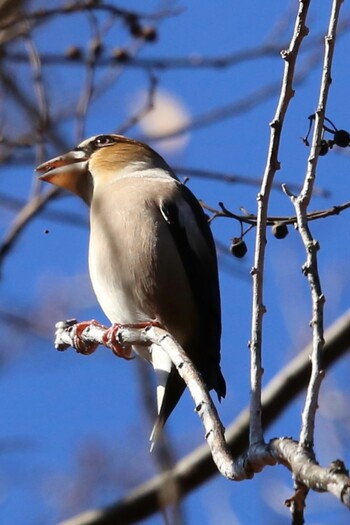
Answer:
[74, 319, 107, 355]
[102, 321, 162, 360]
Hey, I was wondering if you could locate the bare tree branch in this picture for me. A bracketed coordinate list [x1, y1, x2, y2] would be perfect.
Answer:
[174, 166, 330, 196]
[202, 199, 350, 227]
[288, 0, 344, 452]
[249, 0, 311, 446]
[52, 311, 350, 525]
[0, 186, 60, 267]
[4, 16, 350, 70]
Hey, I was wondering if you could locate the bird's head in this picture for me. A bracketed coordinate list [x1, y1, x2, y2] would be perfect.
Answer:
[36, 134, 176, 205]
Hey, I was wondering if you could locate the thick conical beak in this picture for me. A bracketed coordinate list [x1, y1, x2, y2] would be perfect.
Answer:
[36, 149, 92, 203]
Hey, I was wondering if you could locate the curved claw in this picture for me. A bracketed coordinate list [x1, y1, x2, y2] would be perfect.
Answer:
[74, 320, 103, 355]
[73, 320, 162, 360]
[102, 324, 134, 360]
[101, 321, 162, 360]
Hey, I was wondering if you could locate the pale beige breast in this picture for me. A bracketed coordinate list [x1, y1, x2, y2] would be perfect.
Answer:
[88, 177, 197, 346]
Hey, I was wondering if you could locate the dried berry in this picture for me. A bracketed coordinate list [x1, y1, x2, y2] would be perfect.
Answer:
[140, 26, 157, 42]
[319, 140, 329, 156]
[272, 222, 289, 239]
[230, 238, 247, 258]
[333, 129, 350, 148]
[112, 48, 130, 62]
[65, 46, 82, 60]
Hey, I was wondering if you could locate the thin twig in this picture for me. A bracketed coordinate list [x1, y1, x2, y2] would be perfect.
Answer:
[0, 186, 61, 268]
[0, 191, 87, 227]
[201, 199, 350, 226]
[75, 12, 101, 142]
[117, 72, 158, 135]
[0, 68, 69, 271]
[24, 28, 50, 195]
[174, 166, 329, 196]
[4, 17, 350, 70]
[0, 69, 67, 150]
[249, 0, 311, 446]
[0, 3, 170, 32]
[292, 0, 344, 450]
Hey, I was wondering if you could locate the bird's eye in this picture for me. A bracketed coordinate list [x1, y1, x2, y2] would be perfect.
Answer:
[93, 135, 115, 147]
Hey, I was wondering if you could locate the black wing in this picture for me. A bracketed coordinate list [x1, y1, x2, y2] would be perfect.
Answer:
[160, 182, 226, 400]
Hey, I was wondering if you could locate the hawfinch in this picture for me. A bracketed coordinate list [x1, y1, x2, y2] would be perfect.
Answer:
[37, 134, 226, 445]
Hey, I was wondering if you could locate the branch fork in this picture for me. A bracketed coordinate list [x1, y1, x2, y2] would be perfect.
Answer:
[54, 319, 277, 481]
[53, 318, 350, 510]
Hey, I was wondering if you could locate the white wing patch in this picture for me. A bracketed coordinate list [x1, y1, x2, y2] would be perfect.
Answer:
[151, 343, 172, 413]
[149, 343, 173, 450]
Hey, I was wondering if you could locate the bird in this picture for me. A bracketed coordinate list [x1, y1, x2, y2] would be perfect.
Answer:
[36, 134, 226, 446]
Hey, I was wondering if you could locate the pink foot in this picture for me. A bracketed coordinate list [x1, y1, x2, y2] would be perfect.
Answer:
[102, 323, 133, 360]
[74, 320, 106, 355]
[102, 321, 162, 360]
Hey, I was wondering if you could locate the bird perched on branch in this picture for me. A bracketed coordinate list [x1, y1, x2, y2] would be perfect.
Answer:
[37, 134, 226, 447]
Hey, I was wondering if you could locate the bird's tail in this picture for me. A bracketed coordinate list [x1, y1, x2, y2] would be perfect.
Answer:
[150, 366, 186, 451]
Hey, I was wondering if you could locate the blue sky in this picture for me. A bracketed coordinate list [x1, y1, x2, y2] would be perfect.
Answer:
[1, 1, 350, 524]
